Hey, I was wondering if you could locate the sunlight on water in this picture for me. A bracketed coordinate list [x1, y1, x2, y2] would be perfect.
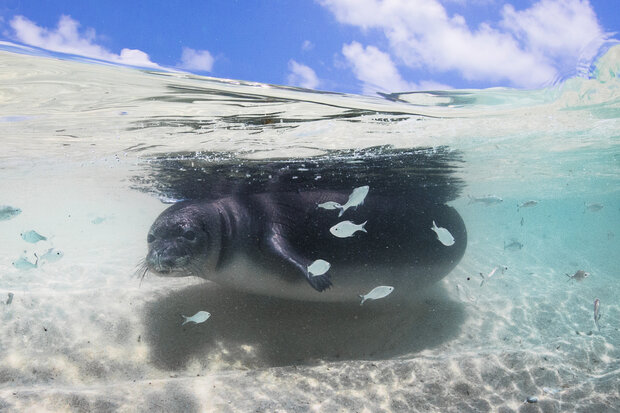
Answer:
[0, 42, 619, 412]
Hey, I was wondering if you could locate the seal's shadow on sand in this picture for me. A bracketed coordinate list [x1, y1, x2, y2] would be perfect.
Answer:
[143, 283, 465, 370]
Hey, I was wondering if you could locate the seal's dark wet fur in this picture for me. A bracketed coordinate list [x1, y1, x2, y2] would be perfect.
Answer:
[136, 146, 468, 301]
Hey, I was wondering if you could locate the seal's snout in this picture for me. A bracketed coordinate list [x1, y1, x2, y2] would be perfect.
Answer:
[146, 245, 180, 274]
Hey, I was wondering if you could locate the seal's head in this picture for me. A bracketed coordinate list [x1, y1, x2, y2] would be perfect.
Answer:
[144, 200, 219, 277]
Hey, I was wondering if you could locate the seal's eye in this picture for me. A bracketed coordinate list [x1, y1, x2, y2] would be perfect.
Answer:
[147, 234, 155, 243]
[183, 230, 196, 241]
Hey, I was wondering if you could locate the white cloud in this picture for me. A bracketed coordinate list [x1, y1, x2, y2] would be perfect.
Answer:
[302, 40, 314, 51]
[287, 60, 320, 89]
[8, 15, 161, 68]
[178, 47, 214, 72]
[319, 0, 604, 89]
[342, 42, 412, 94]
[501, 0, 603, 61]
[342, 42, 449, 94]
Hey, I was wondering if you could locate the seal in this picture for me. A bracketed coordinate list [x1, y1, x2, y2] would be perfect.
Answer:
[142, 189, 467, 302]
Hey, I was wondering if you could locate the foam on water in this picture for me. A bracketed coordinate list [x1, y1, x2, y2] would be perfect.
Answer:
[0, 42, 619, 411]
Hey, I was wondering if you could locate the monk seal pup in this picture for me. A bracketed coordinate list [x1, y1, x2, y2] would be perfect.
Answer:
[138, 146, 467, 302]
[142, 190, 466, 302]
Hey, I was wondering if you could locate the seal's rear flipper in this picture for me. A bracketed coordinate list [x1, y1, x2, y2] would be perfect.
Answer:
[264, 225, 332, 292]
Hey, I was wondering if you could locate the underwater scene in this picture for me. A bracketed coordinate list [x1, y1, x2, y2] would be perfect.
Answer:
[0, 43, 619, 412]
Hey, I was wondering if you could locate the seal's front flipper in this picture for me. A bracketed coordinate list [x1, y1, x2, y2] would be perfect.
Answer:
[306, 271, 332, 292]
[264, 225, 332, 292]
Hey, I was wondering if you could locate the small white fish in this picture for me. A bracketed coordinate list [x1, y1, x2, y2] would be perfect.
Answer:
[39, 248, 64, 263]
[0, 205, 21, 221]
[12, 256, 38, 270]
[517, 200, 538, 210]
[479, 267, 498, 287]
[21, 230, 47, 243]
[431, 221, 455, 246]
[337, 185, 369, 217]
[468, 195, 503, 205]
[359, 286, 394, 305]
[504, 240, 523, 251]
[317, 201, 341, 210]
[307, 259, 330, 276]
[330, 220, 367, 238]
[594, 298, 601, 331]
[566, 270, 589, 282]
[181, 311, 211, 326]
[584, 202, 603, 212]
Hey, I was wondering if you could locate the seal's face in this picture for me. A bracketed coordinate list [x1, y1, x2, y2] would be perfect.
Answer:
[145, 203, 210, 276]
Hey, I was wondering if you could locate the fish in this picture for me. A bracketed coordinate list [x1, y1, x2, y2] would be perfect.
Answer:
[39, 248, 64, 263]
[517, 200, 538, 210]
[6, 292, 13, 305]
[0, 205, 21, 221]
[359, 286, 394, 305]
[330, 220, 367, 238]
[584, 202, 603, 212]
[431, 220, 455, 246]
[317, 201, 341, 210]
[467, 195, 503, 205]
[12, 255, 38, 270]
[565, 270, 590, 282]
[503, 240, 523, 251]
[593, 298, 601, 331]
[336, 185, 369, 217]
[479, 266, 498, 287]
[20, 230, 47, 243]
[181, 311, 211, 326]
[542, 387, 560, 395]
[307, 259, 330, 276]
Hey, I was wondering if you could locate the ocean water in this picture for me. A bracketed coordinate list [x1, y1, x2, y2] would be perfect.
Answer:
[0, 42, 619, 412]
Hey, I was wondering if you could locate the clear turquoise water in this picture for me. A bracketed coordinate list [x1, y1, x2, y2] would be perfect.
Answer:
[0, 42, 618, 412]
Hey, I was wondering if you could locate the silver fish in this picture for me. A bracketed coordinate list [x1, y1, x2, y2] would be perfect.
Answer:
[359, 286, 394, 305]
[479, 266, 498, 287]
[585, 203, 603, 212]
[504, 240, 523, 251]
[12, 255, 38, 270]
[468, 195, 503, 205]
[317, 201, 341, 210]
[0, 205, 21, 221]
[431, 220, 455, 246]
[566, 269, 590, 282]
[181, 311, 211, 326]
[337, 185, 369, 217]
[593, 298, 601, 331]
[39, 248, 64, 263]
[517, 200, 538, 210]
[21, 230, 47, 243]
[330, 220, 367, 238]
[307, 259, 330, 276]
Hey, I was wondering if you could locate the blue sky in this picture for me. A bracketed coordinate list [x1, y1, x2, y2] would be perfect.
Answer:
[0, 0, 618, 95]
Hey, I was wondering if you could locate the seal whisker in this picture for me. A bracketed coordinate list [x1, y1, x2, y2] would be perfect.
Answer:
[134, 259, 150, 287]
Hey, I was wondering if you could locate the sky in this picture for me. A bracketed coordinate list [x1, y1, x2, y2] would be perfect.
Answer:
[0, 0, 618, 95]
